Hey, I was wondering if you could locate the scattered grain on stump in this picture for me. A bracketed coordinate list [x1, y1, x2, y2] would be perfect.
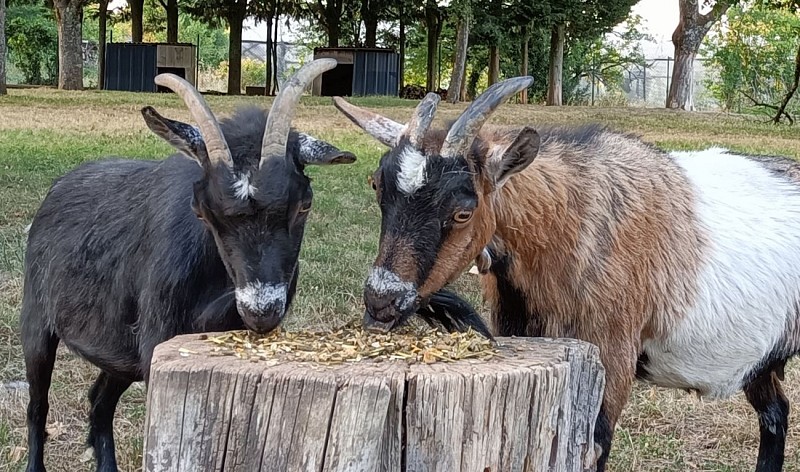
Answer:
[144, 326, 606, 472]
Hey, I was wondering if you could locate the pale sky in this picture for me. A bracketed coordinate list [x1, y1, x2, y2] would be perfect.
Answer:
[243, 0, 687, 58]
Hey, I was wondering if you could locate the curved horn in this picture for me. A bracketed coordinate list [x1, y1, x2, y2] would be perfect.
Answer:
[332, 97, 405, 148]
[261, 58, 338, 168]
[404, 93, 440, 148]
[439, 76, 533, 159]
[154, 73, 233, 168]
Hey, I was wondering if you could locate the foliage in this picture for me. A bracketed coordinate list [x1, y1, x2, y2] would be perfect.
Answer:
[702, 4, 800, 112]
[5, 1, 57, 85]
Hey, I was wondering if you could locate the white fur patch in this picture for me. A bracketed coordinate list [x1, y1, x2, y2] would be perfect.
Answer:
[396, 147, 427, 195]
[642, 147, 800, 399]
[365, 267, 415, 295]
[232, 172, 257, 199]
[235, 282, 287, 314]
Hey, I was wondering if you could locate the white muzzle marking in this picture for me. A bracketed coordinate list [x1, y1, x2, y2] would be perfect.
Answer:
[235, 282, 288, 316]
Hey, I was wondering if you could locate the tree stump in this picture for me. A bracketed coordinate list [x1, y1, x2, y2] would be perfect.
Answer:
[143, 334, 605, 472]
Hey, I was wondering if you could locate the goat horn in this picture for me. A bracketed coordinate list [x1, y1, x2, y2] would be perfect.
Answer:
[439, 76, 533, 159]
[261, 58, 338, 168]
[333, 97, 405, 148]
[404, 92, 440, 148]
[154, 73, 233, 168]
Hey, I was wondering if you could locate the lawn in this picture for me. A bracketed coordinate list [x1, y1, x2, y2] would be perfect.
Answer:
[2, 88, 800, 472]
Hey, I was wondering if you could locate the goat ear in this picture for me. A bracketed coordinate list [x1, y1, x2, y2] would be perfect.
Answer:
[297, 133, 357, 166]
[486, 127, 540, 187]
[141, 106, 209, 166]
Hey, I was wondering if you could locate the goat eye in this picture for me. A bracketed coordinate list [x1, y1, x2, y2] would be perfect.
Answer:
[298, 203, 312, 214]
[453, 210, 473, 224]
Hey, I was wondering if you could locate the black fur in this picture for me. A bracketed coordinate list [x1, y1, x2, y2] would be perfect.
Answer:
[415, 289, 494, 340]
[744, 359, 790, 472]
[20, 107, 351, 472]
[594, 407, 613, 472]
[486, 246, 540, 337]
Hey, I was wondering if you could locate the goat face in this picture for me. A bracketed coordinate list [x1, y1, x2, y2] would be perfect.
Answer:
[142, 59, 355, 333]
[334, 77, 538, 331]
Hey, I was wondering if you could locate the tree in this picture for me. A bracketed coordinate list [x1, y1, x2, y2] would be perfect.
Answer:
[130, 0, 143, 41]
[447, 0, 469, 102]
[545, 0, 637, 106]
[7, 1, 58, 85]
[184, 0, 248, 94]
[0, 0, 6, 95]
[423, 0, 443, 91]
[98, 0, 109, 87]
[158, 0, 178, 42]
[54, 0, 85, 89]
[667, 0, 738, 110]
[758, 0, 800, 123]
[308, 0, 346, 47]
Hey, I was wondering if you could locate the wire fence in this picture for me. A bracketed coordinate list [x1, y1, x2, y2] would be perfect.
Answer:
[586, 56, 720, 110]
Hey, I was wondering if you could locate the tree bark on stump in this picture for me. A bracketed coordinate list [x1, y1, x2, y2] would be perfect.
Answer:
[143, 334, 605, 472]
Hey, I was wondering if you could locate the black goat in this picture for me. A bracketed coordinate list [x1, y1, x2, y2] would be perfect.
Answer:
[20, 59, 356, 472]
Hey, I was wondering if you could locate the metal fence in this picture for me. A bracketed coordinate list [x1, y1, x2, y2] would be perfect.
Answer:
[586, 56, 719, 110]
[240, 40, 313, 86]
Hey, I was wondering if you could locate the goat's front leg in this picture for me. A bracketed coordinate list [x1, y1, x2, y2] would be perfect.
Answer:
[744, 363, 789, 472]
[591, 342, 637, 472]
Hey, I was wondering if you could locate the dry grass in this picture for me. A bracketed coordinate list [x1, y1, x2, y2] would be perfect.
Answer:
[2, 88, 800, 471]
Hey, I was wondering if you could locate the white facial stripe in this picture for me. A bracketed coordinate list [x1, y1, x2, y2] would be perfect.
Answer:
[397, 147, 427, 195]
[235, 282, 288, 314]
[365, 267, 415, 296]
[232, 172, 257, 200]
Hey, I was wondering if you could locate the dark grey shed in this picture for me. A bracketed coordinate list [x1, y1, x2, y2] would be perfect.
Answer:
[311, 47, 400, 97]
[104, 43, 197, 92]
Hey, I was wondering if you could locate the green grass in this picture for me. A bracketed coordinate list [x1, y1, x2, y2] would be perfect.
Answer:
[2, 88, 800, 471]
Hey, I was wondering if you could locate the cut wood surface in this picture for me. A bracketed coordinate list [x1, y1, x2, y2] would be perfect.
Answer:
[143, 334, 605, 472]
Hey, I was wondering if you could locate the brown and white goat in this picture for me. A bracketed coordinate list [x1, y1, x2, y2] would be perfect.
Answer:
[334, 78, 800, 472]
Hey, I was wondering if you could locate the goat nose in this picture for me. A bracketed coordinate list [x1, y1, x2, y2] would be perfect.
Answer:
[363, 289, 397, 322]
[240, 309, 282, 334]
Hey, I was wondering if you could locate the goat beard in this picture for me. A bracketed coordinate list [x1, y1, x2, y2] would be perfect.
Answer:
[412, 289, 494, 341]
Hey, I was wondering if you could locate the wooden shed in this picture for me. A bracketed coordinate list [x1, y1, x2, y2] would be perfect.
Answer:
[104, 43, 197, 93]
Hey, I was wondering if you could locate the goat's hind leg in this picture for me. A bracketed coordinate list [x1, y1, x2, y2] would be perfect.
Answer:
[87, 372, 132, 472]
[744, 362, 790, 472]
[22, 325, 59, 472]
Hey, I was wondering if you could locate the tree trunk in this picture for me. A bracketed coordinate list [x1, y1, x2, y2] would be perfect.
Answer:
[667, 0, 734, 110]
[165, 0, 178, 43]
[97, 0, 108, 89]
[488, 44, 500, 86]
[130, 0, 144, 42]
[399, 3, 405, 91]
[226, 5, 246, 95]
[773, 41, 800, 124]
[324, 1, 341, 48]
[459, 60, 468, 101]
[265, 14, 273, 95]
[424, 0, 441, 92]
[271, 9, 279, 94]
[447, 16, 469, 104]
[55, 0, 84, 90]
[362, 0, 378, 47]
[143, 334, 605, 472]
[0, 0, 7, 95]
[520, 24, 530, 104]
[546, 23, 565, 106]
